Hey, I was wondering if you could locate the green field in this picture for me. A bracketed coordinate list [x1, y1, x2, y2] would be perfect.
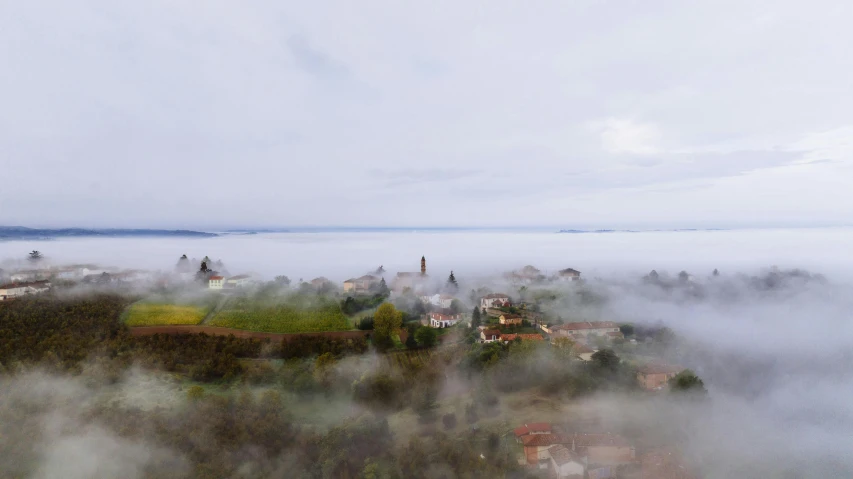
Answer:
[125, 303, 207, 326]
[209, 301, 350, 333]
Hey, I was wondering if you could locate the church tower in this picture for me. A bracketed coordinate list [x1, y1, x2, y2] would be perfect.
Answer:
[421, 256, 426, 275]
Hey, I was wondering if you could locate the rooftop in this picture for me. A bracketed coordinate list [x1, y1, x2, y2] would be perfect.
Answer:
[555, 321, 620, 331]
[482, 293, 510, 299]
[638, 363, 683, 375]
[547, 445, 580, 466]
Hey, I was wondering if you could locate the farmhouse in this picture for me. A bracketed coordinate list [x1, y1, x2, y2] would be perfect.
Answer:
[343, 274, 379, 293]
[499, 314, 523, 325]
[519, 432, 635, 467]
[548, 445, 585, 478]
[429, 311, 461, 328]
[514, 423, 552, 441]
[208, 276, 224, 289]
[310, 277, 332, 288]
[0, 280, 51, 300]
[480, 293, 510, 309]
[226, 274, 251, 287]
[556, 268, 581, 281]
[637, 363, 683, 390]
[480, 329, 501, 343]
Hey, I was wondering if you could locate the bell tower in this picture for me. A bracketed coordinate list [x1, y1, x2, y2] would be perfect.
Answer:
[421, 256, 426, 275]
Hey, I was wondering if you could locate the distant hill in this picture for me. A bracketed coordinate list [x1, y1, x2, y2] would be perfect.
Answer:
[0, 226, 217, 239]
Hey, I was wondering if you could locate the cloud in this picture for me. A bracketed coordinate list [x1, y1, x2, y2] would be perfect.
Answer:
[592, 118, 663, 155]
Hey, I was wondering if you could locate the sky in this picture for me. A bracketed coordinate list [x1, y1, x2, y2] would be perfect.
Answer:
[2, 0, 853, 229]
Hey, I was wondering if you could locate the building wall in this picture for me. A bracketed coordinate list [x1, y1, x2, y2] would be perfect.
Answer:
[553, 460, 585, 478]
[639, 372, 677, 390]
[481, 297, 508, 309]
[343, 282, 355, 292]
[209, 280, 223, 289]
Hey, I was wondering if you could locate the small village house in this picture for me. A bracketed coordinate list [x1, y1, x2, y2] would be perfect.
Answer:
[420, 293, 455, 309]
[548, 445, 585, 478]
[556, 268, 582, 281]
[514, 423, 552, 442]
[572, 343, 597, 361]
[519, 431, 634, 467]
[0, 280, 51, 301]
[208, 276, 224, 289]
[637, 364, 683, 390]
[499, 313, 523, 326]
[480, 329, 501, 343]
[429, 311, 461, 328]
[310, 277, 332, 289]
[226, 274, 251, 287]
[480, 293, 510, 309]
[343, 274, 379, 293]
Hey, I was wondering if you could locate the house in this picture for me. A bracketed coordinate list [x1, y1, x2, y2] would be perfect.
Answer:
[480, 329, 501, 343]
[521, 433, 635, 467]
[514, 423, 552, 441]
[10, 270, 50, 282]
[429, 311, 461, 328]
[499, 314, 523, 325]
[556, 268, 582, 281]
[0, 280, 51, 300]
[343, 275, 379, 293]
[640, 448, 698, 479]
[480, 293, 510, 309]
[226, 274, 251, 287]
[548, 445, 585, 478]
[637, 363, 683, 390]
[502, 333, 544, 343]
[572, 343, 597, 361]
[420, 293, 455, 309]
[208, 276, 224, 289]
[551, 321, 621, 338]
[505, 265, 544, 284]
[310, 277, 332, 289]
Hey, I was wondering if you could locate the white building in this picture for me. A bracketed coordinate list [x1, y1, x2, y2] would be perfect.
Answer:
[429, 312, 461, 328]
[547, 445, 585, 478]
[0, 281, 51, 301]
[420, 294, 455, 309]
[480, 293, 510, 309]
[556, 268, 581, 281]
[208, 276, 224, 289]
[226, 274, 251, 287]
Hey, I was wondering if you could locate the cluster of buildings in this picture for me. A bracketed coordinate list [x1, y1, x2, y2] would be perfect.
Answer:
[0, 280, 51, 301]
[514, 423, 697, 479]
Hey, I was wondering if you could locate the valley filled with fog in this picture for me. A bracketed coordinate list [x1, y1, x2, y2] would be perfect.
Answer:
[2, 228, 853, 478]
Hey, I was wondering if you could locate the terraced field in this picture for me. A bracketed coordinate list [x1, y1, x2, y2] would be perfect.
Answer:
[124, 303, 207, 326]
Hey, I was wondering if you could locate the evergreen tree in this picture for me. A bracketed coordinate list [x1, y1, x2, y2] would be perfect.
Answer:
[377, 277, 390, 297]
[28, 250, 43, 262]
[446, 271, 459, 293]
[471, 306, 481, 328]
[176, 254, 191, 273]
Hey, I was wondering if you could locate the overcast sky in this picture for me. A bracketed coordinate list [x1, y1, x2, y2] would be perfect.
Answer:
[2, 0, 852, 229]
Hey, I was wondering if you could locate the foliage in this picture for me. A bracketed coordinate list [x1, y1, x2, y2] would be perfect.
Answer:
[341, 294, 385, 316]
[442, 413, 457, 430]
[28, 250, 42, 262]
[187, 385, 205, 401]
[446, 271, 459, 293]
[357, 316, 375, 330]
[619, 323, 635, 337]
[274, 275, 291, 286]
[670, 369, 707, 394]
[280, 335, 368, 360]
[471, 306, 481, 328]
[372, 303, 402, 351]
[124, 303, 207, 326]
[414, 326, 438, 348]
[591, 348, 621, 371]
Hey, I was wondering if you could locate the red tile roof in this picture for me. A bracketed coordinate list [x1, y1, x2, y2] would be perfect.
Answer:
[482, 293, 510, 299]
[430, 312, 460, 321]
[548, 445, 580, 466]
[481, 329, 501, 339]
[638, 363, 683, 375]
[514, 426, 530, 437]
[228, 274, 250, 280]
[502, 333, 544, 342]
[209, 276, 224, 280]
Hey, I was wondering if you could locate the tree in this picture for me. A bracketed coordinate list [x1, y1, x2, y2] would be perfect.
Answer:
[446, 271, 458, 293]
[442, 413, 457, 430]
[415, 326, 438, 348]
[619, 324, 635, 337]
[28, 250, 43, 262]
[551, 337, 577, 360]
[405, 326, 418, 349]
[712, 268, 720, 276]
[187, 385, 205, 401]
[449, 299, 463, 314]
[591, 349, 620, 371]
[373, 303, 402, 351]
[670, 369, 707, 394]
[377, 278, 390, 297]
[176, 254, 190, 273]
[471, 307, 481, 328]
[275, 275, 291, 286]
[678, 271, 690, 283]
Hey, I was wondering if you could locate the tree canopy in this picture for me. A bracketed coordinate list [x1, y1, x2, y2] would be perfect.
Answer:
[415, 326, 438, 348]
[373, 303, 402, 351]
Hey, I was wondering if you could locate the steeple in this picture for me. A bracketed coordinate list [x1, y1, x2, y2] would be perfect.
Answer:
[421, 256, 426, 275]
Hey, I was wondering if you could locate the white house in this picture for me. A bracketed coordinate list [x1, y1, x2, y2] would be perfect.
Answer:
[547, 445, 585, 478]
[0, 281, 51, 301]
[556, 268, 581, 281]
[420, 294, 455, 309]
[551, 321, 621, 338]
[480, 293, 510, 309]
[429, 312, 461, 328]
[480, 329, 501, 343]
[226, 274, 251, 287]
[208, 276, 224, 289]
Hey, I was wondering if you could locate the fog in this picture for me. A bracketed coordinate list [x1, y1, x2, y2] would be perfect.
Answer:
[3, 228, 853, 281]
[3, 229, 853, 477]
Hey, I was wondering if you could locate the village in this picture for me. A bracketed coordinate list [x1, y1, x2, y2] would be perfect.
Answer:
[0, 253, 699, 478]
